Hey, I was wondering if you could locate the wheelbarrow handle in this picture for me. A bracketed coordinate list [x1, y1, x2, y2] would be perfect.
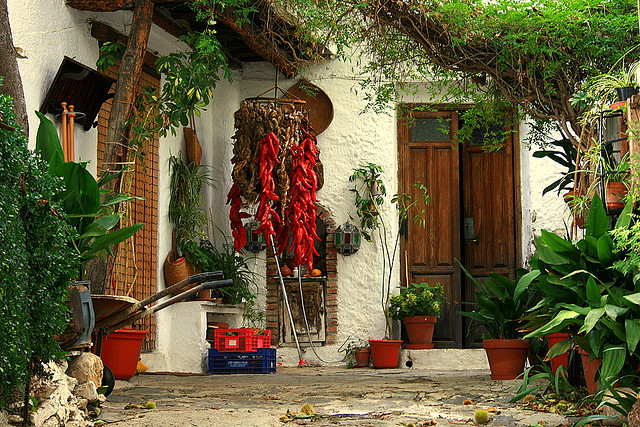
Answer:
[124, 271, 224, 316]
[101, 279, 234, 335]
[150, 279, 234, 314]
[96, 271, 224, 333]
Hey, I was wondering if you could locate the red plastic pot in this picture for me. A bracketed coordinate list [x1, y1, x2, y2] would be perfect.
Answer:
[403, 315, 437, 349]
[483, 339, 530, 380]
[578, 347, 601, 395]
[547, 332, 571, 376]
[369, 340, 402, 369]
[100, 329, 148, 380]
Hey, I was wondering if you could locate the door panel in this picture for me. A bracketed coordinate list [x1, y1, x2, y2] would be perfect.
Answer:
[400, 111, 461, 347]
[399, 107, 518, 348]
[462, 133, 517, 346]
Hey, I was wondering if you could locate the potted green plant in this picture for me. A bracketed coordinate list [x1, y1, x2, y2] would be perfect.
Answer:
[390, 282, 445, 349]
[186, 238, 263, 326]
[587, 62, 640, 103]
[458, 264, 539, 380]
[165, 154, 213, 287]
[343, 340, 371, 368]
[350, 163, 430, 368]
[522, 194, 639, 395]
[600, 152, 630, 211]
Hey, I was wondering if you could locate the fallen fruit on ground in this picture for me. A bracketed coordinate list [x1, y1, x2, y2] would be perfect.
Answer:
[474, 409, 489, 424]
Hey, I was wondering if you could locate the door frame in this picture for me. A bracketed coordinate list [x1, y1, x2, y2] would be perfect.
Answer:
[397, 103, 524, 347]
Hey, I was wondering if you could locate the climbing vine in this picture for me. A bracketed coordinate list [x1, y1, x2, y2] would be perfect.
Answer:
[285, 0, 640, 148]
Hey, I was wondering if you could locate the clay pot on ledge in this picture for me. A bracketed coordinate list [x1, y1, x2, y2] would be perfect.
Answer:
[403, 315, 437, 349]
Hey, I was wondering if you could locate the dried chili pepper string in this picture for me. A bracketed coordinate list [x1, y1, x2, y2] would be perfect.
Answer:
[254, 132, 281, 247]
[285, 126, 319, 269]
[226, 182, 250, 252]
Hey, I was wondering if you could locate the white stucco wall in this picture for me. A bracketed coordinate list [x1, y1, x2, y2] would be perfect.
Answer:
[7, 1, 573, 370]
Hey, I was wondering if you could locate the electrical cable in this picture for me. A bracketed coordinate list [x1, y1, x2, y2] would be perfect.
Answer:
[269, 236, 305, 366]
[296, 269, 345, 364]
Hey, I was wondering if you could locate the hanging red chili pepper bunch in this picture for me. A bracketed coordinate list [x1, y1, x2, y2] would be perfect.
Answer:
[228, 99, 320, 259]
[227, 183, 251, 252]
[254, 132, 281, 246]
[284, 122, 319, 269]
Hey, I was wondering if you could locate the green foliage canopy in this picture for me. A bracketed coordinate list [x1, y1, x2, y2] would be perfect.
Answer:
[287, 0, 640, 147]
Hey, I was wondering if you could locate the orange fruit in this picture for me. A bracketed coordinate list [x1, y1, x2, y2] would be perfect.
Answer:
[311, 269, 322, 277]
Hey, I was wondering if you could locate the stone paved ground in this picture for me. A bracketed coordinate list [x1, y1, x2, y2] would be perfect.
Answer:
[98, 367, 574, 426]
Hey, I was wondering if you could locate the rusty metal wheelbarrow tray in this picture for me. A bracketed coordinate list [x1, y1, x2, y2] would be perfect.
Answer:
[93, 271, 232, 335]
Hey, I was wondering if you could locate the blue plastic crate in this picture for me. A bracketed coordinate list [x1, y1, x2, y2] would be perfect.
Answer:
[208, 348, 276, 374]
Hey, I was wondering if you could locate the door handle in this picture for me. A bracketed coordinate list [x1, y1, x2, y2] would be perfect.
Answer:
[465, 238, 479, 244]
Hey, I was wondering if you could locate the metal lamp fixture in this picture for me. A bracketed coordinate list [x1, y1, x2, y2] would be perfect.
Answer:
[244, 220, 266, 253]
[335, 223, 361, 255]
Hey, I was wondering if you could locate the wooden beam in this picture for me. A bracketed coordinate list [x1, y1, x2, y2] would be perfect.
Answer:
[213, 10, 297, 78]
[66, 0, 134, 11]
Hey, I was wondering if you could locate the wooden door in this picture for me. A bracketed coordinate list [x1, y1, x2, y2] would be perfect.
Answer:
[460, 122, 518, 346]
[399, 107, 519, 348]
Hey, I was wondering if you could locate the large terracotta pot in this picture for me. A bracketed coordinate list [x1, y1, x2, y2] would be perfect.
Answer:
[547, 332, 571, 376]
[403, 315, 437, 349]
[369, 340, 402, 369]
[483, 339, 530, 380]
[578, 347, 601, 395]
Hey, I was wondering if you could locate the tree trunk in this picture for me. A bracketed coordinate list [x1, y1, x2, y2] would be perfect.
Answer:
[93, 0, 153, 292]
[100, 0, 154, 180]
[0, 0, 28, 134]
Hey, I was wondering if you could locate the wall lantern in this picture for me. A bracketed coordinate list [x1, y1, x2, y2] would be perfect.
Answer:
[335, 223, 361, 255]
[244, 220, 266, 253]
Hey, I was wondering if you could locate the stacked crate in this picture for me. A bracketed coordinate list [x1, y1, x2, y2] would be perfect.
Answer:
[207, 328, 276, 374]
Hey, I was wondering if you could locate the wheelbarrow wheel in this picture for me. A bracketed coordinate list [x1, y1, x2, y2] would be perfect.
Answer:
[102, 364, 115, 397]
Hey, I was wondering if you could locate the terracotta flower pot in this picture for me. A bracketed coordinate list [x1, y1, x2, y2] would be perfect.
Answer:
[369, 340, 402, 369]
[354, 348, 371, 367]
[403, 315, 437, 349]
[483, 339, 530, 380]
[578, 347, 601, 395]
[547, 332, 571, 376]
[605, 182, 627, 211]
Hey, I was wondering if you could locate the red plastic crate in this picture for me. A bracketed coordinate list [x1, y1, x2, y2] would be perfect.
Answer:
[254, 330, 271, 349]
[213, 329, 271, 352]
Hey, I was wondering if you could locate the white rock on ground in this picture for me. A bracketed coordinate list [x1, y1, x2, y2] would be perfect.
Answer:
[29, 361, 93, 427]
[66, 353, 103, 389]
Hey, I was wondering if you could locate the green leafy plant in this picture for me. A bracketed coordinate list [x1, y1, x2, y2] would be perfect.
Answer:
[98, 29, 232, 140]
[186, 239, 263, 327]
[521, 195, 640, 390]
[342, 339, 370, 368]
[287, 0, 639, 151]
[168, 154, 214, 257]
[34, 112, 143, 278]
[349, 163, 430, 339]
[532, 136, 578, 196]
[390, 282, 445, 320]
[458, 265, 539, 340]
[348, 162, 385, 242]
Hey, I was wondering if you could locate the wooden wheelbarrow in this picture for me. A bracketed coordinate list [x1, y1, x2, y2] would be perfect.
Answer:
[91, 271, 233, 394]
